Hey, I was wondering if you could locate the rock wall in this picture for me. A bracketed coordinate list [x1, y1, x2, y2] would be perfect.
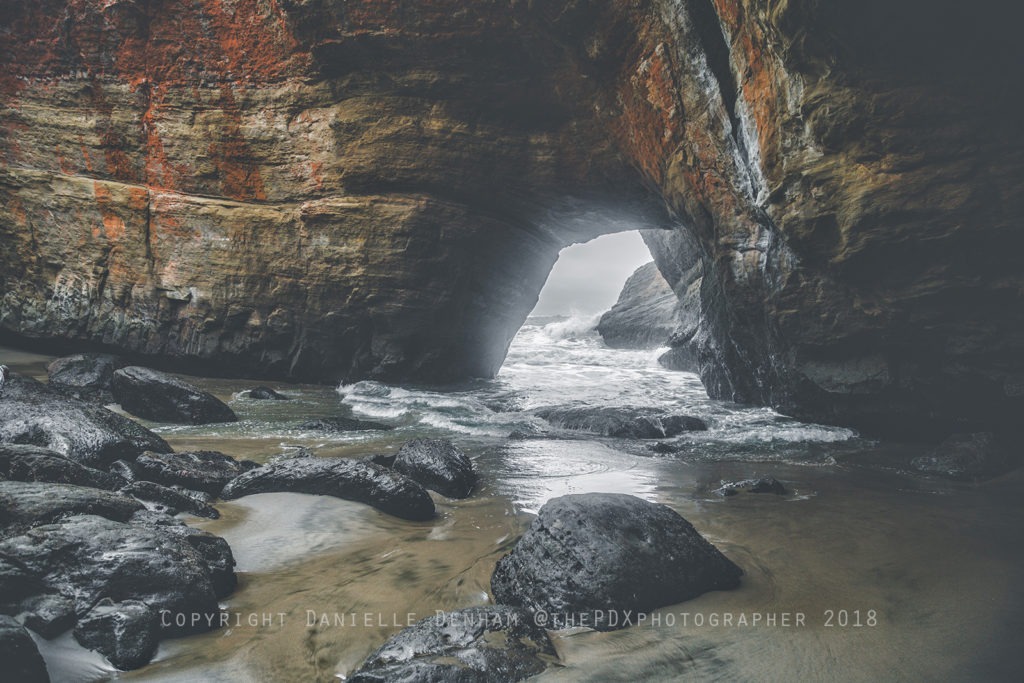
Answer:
[597, 262, 679, 349]
[2, 0, 1022, 438]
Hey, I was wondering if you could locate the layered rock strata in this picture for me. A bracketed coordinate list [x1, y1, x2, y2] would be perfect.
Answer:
[1, 0, 1020, 438]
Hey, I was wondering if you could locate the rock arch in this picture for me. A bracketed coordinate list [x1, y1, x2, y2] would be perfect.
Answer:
[1, 0, 1022, 437]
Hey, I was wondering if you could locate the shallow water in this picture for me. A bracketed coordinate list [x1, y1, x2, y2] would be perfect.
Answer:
[3, 318, 1022, 681]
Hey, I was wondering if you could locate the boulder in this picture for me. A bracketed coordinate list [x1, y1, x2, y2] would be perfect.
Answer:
[350, 606, 554, 683]
[132, 450, 254, 495]
[221, 457, 435, 521]
[0, 615, 49, 683]
[122, 481, 220, 519]
[0, 443, 126, 490]
[533, 406, 707, 439]
[73, 598, 159, 671]
[910, 432, 1017, 480]
[491, 493, 742, 630]
[298, 417, 392, 432]
[0, 480, 143, 533]
[0, 514, 233, 637]
[46, 353, 124, 400]
[0, 373, 171, 468]
[129, 511, 237, 598]
[111, 366, 237, 425]
[393, 439, 476, 499]
[716, 477, 788, 496]
[246, 386, 290, 400]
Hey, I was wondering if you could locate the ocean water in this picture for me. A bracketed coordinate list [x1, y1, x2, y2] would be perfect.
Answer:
[3, 318, 1022, 681]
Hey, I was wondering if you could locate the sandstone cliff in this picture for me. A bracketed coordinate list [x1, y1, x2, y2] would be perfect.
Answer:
[2, 0, 1021, 438]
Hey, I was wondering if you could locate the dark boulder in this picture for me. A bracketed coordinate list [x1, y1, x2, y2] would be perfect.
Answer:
[111, 367, 237, 425]
[393, 439, 476, 499]
[364, 453, 397, 468]
[122, 481, 220, 519]
[0, 514, 232, 637]
[0, 444, 126, 491]
[298, 417, 392, 432]
[533, 405, 707, 439]
[46, 353, 125, 400]
[73, 598, 159, 671]
[0, 615, 49, 683]
[910, 432, 1018, 480]
[0, 481, 143, 533]
[129, 511, 237, 598]
[132, 450, 253, 495]
[20, 593, 77, 639]
[221, 457, 435, 521]
[715, 477, 788, 496]
[491, 493, 742, 631]
[0, 373, 171, 468]
[108, 460, 138, 483]
[350, 606, 554, 683]
[246, 386, 290, 400]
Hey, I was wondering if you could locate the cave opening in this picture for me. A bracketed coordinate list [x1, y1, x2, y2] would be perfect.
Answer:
[531, 231, 654, 321]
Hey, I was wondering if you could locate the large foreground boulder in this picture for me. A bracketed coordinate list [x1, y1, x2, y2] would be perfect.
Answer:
[491, 493, 742, 630]
[131, 450, 254, 495]
[393, 439, 476, 499]
[910, 432, 1018, 480]
[220, 457, 435, 521]
[533, 406, 707, 439]
[73, 598, 159, 671]
[0, 615, 49, 682]
[47, 353, 125, 401]
[0, 513, 234, 643]
[0, 481, 143, 533]
[0, 373, 171, 467]
[111, 367, 237, 425]
[351, 606, 554, 682]
[0, 444, 125, 491]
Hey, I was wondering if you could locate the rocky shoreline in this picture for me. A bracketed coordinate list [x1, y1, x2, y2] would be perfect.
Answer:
[2, 350, 1020, 680]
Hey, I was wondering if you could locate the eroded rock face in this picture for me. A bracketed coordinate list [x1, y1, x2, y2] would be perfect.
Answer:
[597, 262, 681, 349]
[491, 493, 742, 630]
[1, 0, 1021, 438]
[0, 444, 126, 491]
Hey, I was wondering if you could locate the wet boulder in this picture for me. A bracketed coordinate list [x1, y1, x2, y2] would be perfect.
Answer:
[716, 477, 788, 496]
[910, 432, 1017, 480]
[0, 444, 126, 491]
[533, 405, 706, 439]
[246, 386, 290, 400]
[0, 481, 143, 533]
[0, 615, 49, 683]
[46, 353, 125, 401]
[122, 481, 220, 519]
[129, 511, 237, 598]
[491, 493, 742, 631]
[221, 456, 435, 521]
[393, 439, 476, 499]
[132, 450, 254, 495]
[111, 367, 237, 425]
[298, 417, 392, 432]
[0, 514, 232, 638]
[0, 373, 171, 468]
[351, 606, 554, 683]
[73, 598, 159, 671]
